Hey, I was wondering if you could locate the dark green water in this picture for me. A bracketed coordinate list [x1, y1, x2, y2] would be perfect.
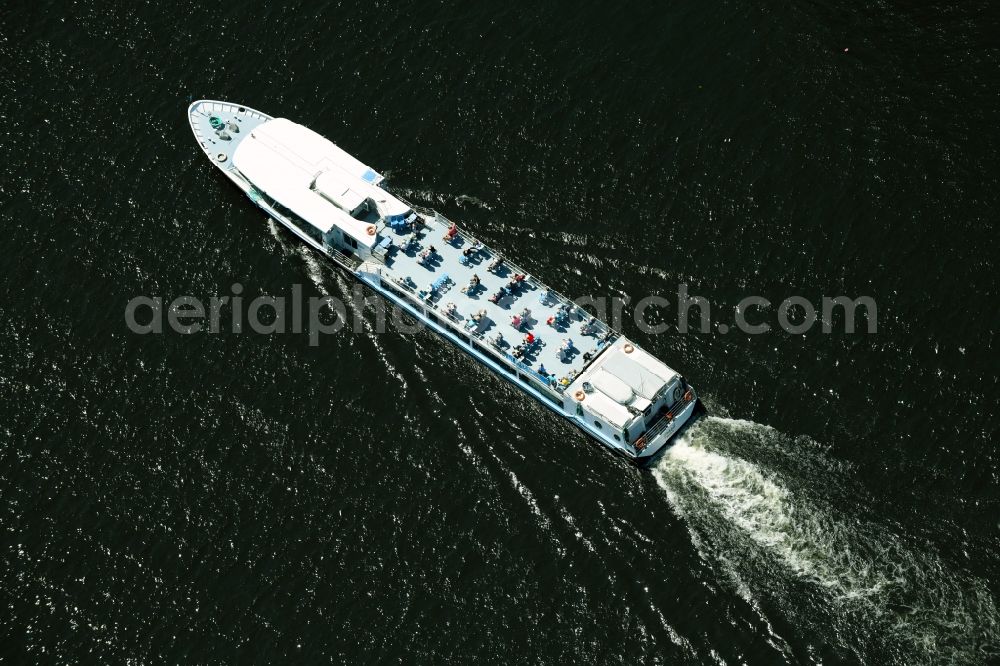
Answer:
[3, 1, 998, 663]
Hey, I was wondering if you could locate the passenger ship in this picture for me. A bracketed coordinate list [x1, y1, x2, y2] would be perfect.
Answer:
[187, 100, 700, 462]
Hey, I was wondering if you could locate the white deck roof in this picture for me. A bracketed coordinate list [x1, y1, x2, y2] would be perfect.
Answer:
[591, 369, 635, 404]
[600, 349, 673, 400]
[569, 338, 679, 428]
[232, 118, 386, 247]
[315, 170, 368, 214]
[246, 118, 384, 186]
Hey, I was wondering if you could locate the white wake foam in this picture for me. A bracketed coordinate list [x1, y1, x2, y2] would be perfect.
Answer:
[654, 417, 999, 664]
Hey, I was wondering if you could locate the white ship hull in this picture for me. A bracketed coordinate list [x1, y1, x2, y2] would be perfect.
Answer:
[188, 100, 700, 463]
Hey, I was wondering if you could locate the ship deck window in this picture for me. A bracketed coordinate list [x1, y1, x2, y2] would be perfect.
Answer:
[271, 202, 324, 243]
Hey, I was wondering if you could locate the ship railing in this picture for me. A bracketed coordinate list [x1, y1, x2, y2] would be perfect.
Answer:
[637, 389, 695, 448]
[430, 211, 618, 361]
[261, 206, 362, 270]
[366, 262, 566, 402]
[327, 244, 362, 270]
[397, 202, 556, 302]
[384, 198, 614, 380]
[430, 211, 538, 290]
[432, 215, 600, 337]
[392, 196, 536, 283]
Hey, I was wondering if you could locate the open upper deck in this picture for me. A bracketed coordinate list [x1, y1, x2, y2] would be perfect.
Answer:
[364, 212, 618, 395]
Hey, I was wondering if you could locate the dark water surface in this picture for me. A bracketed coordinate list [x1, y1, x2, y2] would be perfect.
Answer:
[3, 1, 999, 663]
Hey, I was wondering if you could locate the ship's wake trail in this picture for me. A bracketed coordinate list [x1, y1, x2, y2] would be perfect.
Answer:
[653, 417, 998, 665]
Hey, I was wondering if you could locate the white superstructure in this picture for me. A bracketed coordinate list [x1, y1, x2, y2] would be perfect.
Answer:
[232, 118, 389, 249]
[188, 100, 700, 462]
